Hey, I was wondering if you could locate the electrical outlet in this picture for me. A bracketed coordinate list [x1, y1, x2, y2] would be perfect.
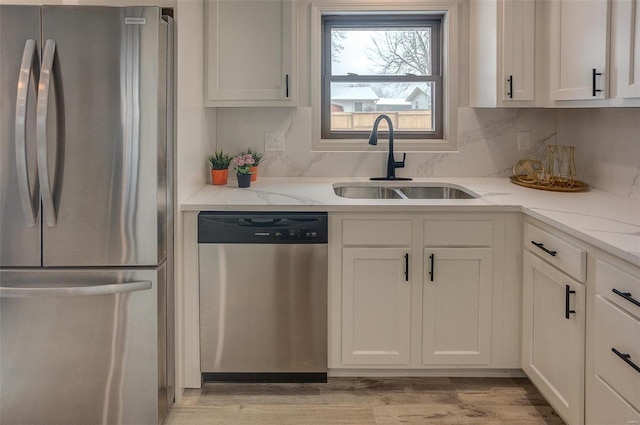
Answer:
[517, 131, 532, 151]
[264, 132, 285, 152]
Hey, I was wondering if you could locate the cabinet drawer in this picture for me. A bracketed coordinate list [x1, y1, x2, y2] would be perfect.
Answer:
[524, 223, 586, 282]
[593, 295, 640, 411]
[423, 219, 493, 246]
[587, 374, 640, 425]
[596, 257, 640, 319]
[342, 220, 412, 246]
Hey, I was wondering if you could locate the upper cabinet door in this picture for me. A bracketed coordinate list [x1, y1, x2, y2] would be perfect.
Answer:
[612, 0, 640, 99]
[501, 0, 535, 101]
[549, 0, 610, 101]
[469, 0, 536, 107]
[204, 0, 297, 107]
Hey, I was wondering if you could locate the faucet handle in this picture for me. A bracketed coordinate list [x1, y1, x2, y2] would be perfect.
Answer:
[395, 153, 406, 169]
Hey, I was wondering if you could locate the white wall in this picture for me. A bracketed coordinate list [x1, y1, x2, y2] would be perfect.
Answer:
[174, 0, 213, 398]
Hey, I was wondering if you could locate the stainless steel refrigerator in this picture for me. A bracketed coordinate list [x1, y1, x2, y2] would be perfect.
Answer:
[0, 6, 174, 424]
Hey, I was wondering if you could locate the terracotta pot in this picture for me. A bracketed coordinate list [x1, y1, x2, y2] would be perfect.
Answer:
[237, 173, 251, 188]
[250, 166, 258, 182]
[211, 169, 228, 185]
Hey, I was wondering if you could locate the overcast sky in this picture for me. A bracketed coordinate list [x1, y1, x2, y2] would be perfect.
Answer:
[332, 30, 378, 75]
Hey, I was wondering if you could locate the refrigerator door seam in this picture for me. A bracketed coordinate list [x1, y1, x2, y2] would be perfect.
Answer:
[36, 38, 57, 227]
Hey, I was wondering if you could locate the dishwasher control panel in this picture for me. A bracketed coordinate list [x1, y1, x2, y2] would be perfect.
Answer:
[198, 212, 328, 244]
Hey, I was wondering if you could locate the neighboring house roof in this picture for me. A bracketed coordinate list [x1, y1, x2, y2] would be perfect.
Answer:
[331, 86, 379, 101]
[405, 87, 426, 101]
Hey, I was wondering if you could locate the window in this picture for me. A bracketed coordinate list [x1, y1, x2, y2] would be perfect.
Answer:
[321, 14, 443, 140]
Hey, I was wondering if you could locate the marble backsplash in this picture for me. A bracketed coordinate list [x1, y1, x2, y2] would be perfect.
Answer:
[215, 106, 639, 199]
[556, 108, 640, 200]
[216, 107, 557, 179]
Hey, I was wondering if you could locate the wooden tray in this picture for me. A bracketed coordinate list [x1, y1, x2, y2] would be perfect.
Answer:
[510, 175, 589, 192]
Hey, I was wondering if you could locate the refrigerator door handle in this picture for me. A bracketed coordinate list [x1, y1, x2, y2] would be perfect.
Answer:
[0, 280, 152, 298]
[36, 39, 57, 227]
[15, 39, 40, 227]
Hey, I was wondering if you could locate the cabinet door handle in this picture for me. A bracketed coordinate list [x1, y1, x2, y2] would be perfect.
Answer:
[592, 68, 602, 97]
[428, 253, 435, 282]
[507, 75, 513, 99]
[612, 288, 640, 307]
[285, 74, 289, 98]
[565, 284, 576, 319]
[531, 241, 557, 257]
[612, 348, 640, 374]
[404, 253, 409, 282]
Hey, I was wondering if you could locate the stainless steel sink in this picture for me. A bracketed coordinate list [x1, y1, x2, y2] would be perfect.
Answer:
[396, 186, 478, 199]
[333, 183, 479, 200]
[333, 185, 403, 199]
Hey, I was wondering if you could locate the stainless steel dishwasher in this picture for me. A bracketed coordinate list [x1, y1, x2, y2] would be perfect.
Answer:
[198, 212, 328, 383]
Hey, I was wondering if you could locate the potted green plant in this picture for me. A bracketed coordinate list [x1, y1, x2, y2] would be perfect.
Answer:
[232, 153, 255, 188]
[240, 147, 263, 182]
[207, 150, 232, 185]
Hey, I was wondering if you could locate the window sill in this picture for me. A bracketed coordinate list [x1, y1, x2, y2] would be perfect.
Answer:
[312, 137, 457, 153]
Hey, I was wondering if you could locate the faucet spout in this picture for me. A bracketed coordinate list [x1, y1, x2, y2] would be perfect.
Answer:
[368, 114, 412, 181]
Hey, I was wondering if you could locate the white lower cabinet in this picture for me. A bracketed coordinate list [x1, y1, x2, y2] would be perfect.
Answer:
[329, 212, 519, 371]
[422, 248, 493, 365]
[522, 250, 585, 425]
[586, 251, 640, 424]
[341, 247, 412, 365]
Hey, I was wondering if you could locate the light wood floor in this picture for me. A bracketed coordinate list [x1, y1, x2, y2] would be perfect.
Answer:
[165, 377, 565, 424]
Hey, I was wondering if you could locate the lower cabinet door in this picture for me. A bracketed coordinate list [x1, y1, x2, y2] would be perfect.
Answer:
[522, 251, 585, 425]
[341, 247, 412, 365]
[422, 247, 493, 365]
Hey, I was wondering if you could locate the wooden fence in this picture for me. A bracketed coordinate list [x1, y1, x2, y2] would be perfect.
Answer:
[331, 111, 432, 131]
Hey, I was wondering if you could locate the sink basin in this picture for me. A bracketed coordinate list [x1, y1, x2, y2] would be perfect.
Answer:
[333, 186, 403, 199]
[396, 185, 478, 199]
[333, 183, 479, 200]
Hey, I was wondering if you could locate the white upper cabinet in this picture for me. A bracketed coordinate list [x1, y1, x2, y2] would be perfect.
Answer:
[501, 0, 535, 101]
[204, 0, 297, 107]
[469, 0, 537, 107]
[549, 0, 610, 101]
[611, 0, 640, 100]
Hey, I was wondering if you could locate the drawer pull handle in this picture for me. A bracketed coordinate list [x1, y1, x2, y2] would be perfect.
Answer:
[404, 253, 409, 282]
[565, 285, 576, 319]
[612, 288, 640, 307]
[612, 348, 640, 374]
[428, 253, 435, 282]
[531, 241, 557, 257]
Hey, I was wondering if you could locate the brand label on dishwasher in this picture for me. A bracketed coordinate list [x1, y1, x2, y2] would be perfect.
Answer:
[254, 232, 270, 236]
[125, 18, 146, 25]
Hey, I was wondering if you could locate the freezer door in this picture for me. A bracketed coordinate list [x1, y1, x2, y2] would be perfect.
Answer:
[0, 6, 41, 267]
[39, 6, 167, 267]
[0, 266, 164, 425]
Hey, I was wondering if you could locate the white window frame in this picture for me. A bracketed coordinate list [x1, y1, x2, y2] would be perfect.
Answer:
[310, 0, 459, 152]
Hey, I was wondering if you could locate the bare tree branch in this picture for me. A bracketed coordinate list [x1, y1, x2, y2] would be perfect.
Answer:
[365, 30, 432, 76]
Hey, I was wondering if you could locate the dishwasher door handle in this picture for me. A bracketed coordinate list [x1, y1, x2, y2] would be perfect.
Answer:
[239, 218, 282, 226]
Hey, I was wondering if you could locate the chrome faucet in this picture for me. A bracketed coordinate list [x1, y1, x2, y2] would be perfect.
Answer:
[368, 114, 412, 181]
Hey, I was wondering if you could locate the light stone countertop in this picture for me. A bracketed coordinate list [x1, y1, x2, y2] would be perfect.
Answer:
[181, 177, 640, 267]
